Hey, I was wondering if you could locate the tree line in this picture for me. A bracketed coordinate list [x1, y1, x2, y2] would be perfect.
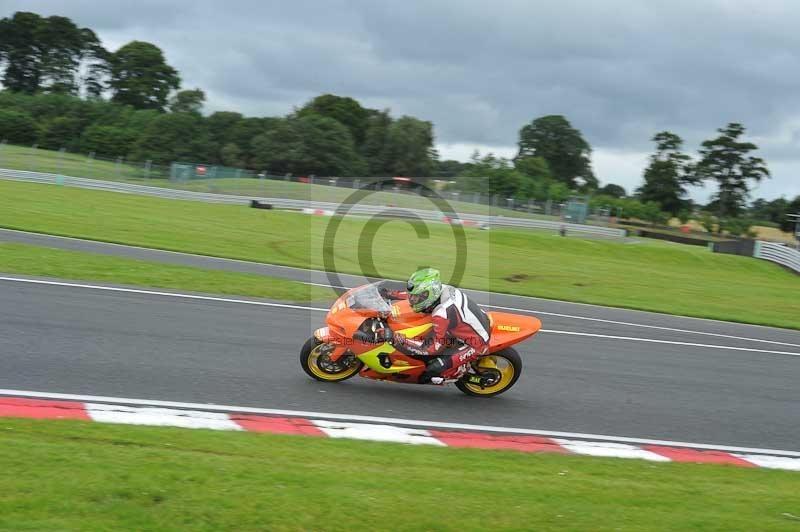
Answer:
[1, 10, 797, 232]
[0, 11, 437, 177]
[452, 116, 796, 234]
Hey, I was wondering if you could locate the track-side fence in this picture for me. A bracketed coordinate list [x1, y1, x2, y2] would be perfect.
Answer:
[754, 241, 800, 273]
[0, 168, 627, 238]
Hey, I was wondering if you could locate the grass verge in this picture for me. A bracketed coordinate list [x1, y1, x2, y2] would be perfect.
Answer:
[0, 144, 552, 219]
[0, 418, 798, 531]
[0, 242, 332, 302]
[1, 179, 798, 328]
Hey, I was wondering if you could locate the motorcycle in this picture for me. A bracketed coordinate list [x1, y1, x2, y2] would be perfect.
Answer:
[301, 282, 542, 397]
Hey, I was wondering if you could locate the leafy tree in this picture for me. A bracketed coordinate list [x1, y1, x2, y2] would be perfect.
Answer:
[169, 88, 205, 114]
[723, 217, 756, 238]
[383, 116, 436, 177]
[131, 112, 212, 163]
[642, 201, 670, 225]
[0, 108, 38, 143]
[251, 115, 366, 176]
[220, 143, 243, 167]
[749, 197, 791, 227]
[780, 196, 800, 233]
[80, 125, 136, 158]
[38, 116, 83, 150]
[516, 115, 596, 189]
[297, 94, 369, 147]
[458, 153, 522, 198]
[514, 156, 551, 180]
[207, 111, 243, 144]
[36, 16, 89, 94]
[434, 159, 469, 178]
[694, 123, 769, 217]
[699, 212, 718, 233]
[0, 12, 107, 95]
[637, 131, 697, 215]
[229, 116, 279, 165]
[109, 41, 180, 111]
[80, 28, 110, 98]
[0, 12, 44, 93]
[677, 208, 691, 225]
[598, 183, 627, 198]
[361, 109, 392, 176]
[547, 182, 571, 202]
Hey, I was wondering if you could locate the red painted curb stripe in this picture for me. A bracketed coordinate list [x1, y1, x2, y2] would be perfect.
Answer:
[0, 396, 790, 471]
[643, 445, 757, 467]
[429, 430, 569, 453]
[0, 397, 90, 420]
[231, 415, 325, 436]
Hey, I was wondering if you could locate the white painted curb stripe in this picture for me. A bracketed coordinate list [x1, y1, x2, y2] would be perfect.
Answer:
[312, 420, 446, 446]
[1, 389, 798, 458]
[86, 403, 243, 431]
[554, 439, 671, 462]
[734, 454, 800, 471]
[4, 395, 800, 471]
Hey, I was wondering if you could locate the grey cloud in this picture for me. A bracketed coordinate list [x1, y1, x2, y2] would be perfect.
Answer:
[2, 0, 800, 198]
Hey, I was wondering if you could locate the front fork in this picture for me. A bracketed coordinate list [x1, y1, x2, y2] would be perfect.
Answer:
[314, 327, 350, 363]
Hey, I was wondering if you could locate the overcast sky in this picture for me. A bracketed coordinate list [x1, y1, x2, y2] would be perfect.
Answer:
[3, 0, 800, 201]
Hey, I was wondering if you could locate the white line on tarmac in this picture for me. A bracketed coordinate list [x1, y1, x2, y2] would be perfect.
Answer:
[540, 329, 800, 357]
[2, 226, 796, 334]
[2, 275, 799, 358]
[0, 388, 798, 457]
[487, 304, 800, 349]
[0, 275, 329, 312]
[310, 278, 800, 349]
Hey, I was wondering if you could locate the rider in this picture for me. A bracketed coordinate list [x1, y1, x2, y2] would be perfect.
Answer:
[380, 268, 491, 385]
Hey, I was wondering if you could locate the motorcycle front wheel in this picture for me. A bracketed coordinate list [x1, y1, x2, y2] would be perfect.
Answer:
[300, 337, 362, 382]
[456, 348, 522, 398]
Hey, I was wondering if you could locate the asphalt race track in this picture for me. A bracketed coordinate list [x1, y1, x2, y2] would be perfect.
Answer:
[1, 228, 799, 450]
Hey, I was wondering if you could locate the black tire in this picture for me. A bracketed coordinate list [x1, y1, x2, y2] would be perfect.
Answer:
[455, 347, 523, 398]
[300, 337, 362, 382]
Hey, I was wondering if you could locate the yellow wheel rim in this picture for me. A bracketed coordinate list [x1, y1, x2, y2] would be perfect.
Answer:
[307, 344, 360, 381]
[464, 355, 515, 395]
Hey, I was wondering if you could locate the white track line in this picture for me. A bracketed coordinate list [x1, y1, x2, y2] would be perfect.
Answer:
[2, 275, 799, 358]
[486, 304, 800, 349]
[2, 226, 796, 334]
[4, 226, 799, 342]
[0, 388, 797, 457]
[0, 275, 328, 312]
[540, 329, 800, 358]
[310, 279, 800, 349]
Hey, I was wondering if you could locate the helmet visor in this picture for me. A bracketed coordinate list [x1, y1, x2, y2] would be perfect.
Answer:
[408, 290, 429, 309]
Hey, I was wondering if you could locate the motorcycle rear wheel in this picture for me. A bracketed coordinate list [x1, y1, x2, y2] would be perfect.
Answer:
[456, 348, 522, 398]
[300, 337, 362, 382]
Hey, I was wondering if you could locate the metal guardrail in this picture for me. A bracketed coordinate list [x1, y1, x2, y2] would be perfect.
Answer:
[754, 241, 800, 273]
[0, 168, 627, 238]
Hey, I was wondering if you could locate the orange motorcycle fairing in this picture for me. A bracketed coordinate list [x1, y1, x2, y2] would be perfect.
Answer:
[486, 312, 542, 353]
[306, 283, 543, 391]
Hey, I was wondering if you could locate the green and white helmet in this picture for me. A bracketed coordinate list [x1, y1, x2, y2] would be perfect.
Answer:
[406, 268, 443, 313]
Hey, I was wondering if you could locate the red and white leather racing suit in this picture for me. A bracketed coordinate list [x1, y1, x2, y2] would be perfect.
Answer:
[386, 284, 491, 383]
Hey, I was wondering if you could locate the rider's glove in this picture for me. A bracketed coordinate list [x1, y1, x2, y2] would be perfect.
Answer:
[374, 324, 394, 344]
[389, 332, 405, 346]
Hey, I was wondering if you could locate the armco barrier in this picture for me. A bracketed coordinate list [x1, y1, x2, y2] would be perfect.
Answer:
[711, 239, 756, 257]
[754, 241, 800, 274]
[0, 168, 626, 238]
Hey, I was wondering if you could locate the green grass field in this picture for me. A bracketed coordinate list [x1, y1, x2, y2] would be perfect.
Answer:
[0, 144, 557, 220]
[0, 242, 332, 302]
[0, 418, 797, 531]
[1, 179, 798, 328]
[0, 143, 171, 180]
